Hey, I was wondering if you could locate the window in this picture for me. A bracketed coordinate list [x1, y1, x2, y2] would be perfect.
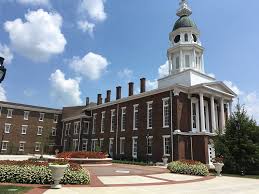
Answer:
[109, 138, 114, 156]
[192, 34, 197, 42]
[1, 141, 8, 151]
[147, 136, 153, 155]
[19, 142, 25, 151]
[163, 98, 170, 128]
[82, 139, 88, 151]
[101, 112, 105, 133]
[37, 126, 43, 136]
[175, 56, 180, 70]
[133, 104, 139, 130]
[99, 138, 104, 151]
[184, 33, 188, 42]
[132, 137, 138, 159]
[163, 136, 171, 156]
[93, 114, 97, 134]
[174, 35, 180, 43]
[74, 122, 80, 134]
[204, 101, 210, 132]
[4, 123, 11, 133]
[54, 115, 59, 123]
[39, 113, 44, 121]
[83, 121, 90, 134]
[147, 102, 153, 129]
[35, 142, 41, 152]
[7, 109, 13, 118]
[191, 98, 200, 132]
[52, 128, 57, 136]
[120, 137, 125, 154]
[91, 139, 98, 151]
[185, 55, 190, 68]
[21, 125, 28, 135]
[121, 107, 126, 131]
[0, 106, 2, 116]
[72, 139, 78, 151]
[24, 111, 29, 120]
[110, 110, 116, 132]
[65, 123, 71, 136]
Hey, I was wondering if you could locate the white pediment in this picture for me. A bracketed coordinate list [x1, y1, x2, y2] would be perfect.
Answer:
[203, 82, 237, 96]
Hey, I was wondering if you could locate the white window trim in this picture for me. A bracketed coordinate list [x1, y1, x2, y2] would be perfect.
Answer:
[37, 126, 43, 136]
[191, 97, 200, 133]
[52, 128, 57, 136]
[91, 139, 98, 151]
[39, 113, 45, 122]
[109, 138, 114, 155]
[99, 138, 104, 150]
[121, 107, 126, 132]
[132, 136, 138, 159]
[19, 141, 26, 151]
[35, 142, 41, 152]
[24, 111, 29, 120]
[146, 101, 153, 129]
[120, 137, 125, 154]
[72, 139, 79, 151]
[147, 136, 153, 156]
[7, 109, 13, 118]
[21, 125, 28, 135]
[83, 121, 90, 134]
[1, 141, 9, 151]
[82, 139, 88, 151]
[110, 109, 116, 132]
[54, 114, 59, 123]
[92, 113, 97, 134]
[133, 104, 139, 130]
[4, 123, 11, 134]
[101, 111, 105, 133]
[163, 135, 171, 156]
[162, 97, 170, 128]
[74, 121, 80, 135]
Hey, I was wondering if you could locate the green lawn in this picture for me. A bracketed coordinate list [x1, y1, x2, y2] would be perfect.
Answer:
[0, 185, 32, 194]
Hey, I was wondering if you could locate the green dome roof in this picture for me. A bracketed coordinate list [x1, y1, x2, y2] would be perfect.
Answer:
[173, 15, 197, 31]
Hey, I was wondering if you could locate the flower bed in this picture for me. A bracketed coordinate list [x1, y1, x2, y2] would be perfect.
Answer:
[167, 160, 209, 176]
[57, 151, 107, 159]
[0, 160, 90, 185]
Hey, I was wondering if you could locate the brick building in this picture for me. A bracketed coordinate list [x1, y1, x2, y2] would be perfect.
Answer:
[0, 1, 236, 168]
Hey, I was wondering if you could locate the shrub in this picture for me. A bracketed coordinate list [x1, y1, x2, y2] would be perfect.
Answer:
[0, 160, 90, 185]
[113, 159, 151, 166]
[167, 160, 209, 176]
[57, 151, 107, 159]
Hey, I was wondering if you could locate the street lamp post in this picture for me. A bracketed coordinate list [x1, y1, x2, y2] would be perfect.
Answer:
[0, 57, 6, 83]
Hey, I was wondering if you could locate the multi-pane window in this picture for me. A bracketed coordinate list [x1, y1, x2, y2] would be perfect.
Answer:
[147, 136, 153, 155]
[110, 110, 116, 132]
[101, 112, 105, 133]
[109, 138, 114, 156]
[82, 139, 88, 151]
[54, 115, 59, 123]
[19, 142, 25, 151]
[163, 98, 170, 128]
[91, 139, 98, 151]
[132, 137, 138, 158]
[24, 111, 29, 120]
[7, 109, 13, 118]
[73, 139, 78, 151]
[39, 113, 45, 121]
[120, 137, 125, 154]
[74, 122, 80, 134]
[147, 102, 153, 129]
[65, 123, 71, 136]
[35, 142, 41, 152]
[1, 141, 8, 151]
[133, 105, 139, 130]
[163, 136, 171, 156]
[52, 128, 57, 136]
[121, 107, 126, 131]
[21, 125, 28, 135]
[92, 114, 97, 134]
[191, 99, 199, 132]
[99, 138, 104, 151]
[83, 121, 90, 134]
[37, 126, 43, 136]
[4, 123, 11, 133]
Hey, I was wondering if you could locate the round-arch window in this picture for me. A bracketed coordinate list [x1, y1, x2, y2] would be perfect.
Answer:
[174, 35, 180, 43]
[192, 34, 197, 42]
[184, 33, 188, 42]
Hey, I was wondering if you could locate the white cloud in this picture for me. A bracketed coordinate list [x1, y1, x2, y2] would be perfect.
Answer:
[0, 85, 7, 101]
[223, 80, 243, 96]
[0, 43, 13, 64]
[69, 52, 109, 80]
[158, 61, 169, 78]
[49, 69, 82, 106]
[77, 20, 95, 36]
[243, 92, 259, 123]
[118, 68, 133, 80]
[146, 79, 158, 91]
[79, 0, 107, 22]
[17, 0, 50, 6]
[4, 9, 66, 62]
[208, 73, 216, 78]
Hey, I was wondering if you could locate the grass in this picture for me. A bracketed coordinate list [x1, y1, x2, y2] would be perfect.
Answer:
[0, 185, 33, 194]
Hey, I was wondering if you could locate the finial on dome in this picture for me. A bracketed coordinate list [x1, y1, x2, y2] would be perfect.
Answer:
[177, 0, 192, 17]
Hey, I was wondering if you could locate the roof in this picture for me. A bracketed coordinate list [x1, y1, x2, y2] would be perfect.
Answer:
[173, 15, 197, 31]
[61, 106, 86, 120]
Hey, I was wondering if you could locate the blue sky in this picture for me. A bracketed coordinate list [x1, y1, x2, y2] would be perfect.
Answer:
[0, 0, 258, 122]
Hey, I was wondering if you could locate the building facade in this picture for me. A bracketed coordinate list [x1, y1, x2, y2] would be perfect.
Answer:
[0, 0, 236, 167]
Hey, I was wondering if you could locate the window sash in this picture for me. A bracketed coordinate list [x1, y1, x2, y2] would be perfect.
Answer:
[101, 112, 105, 133]
[7, 109, 13, 118]
[163, 99, 170, 127]
[121, 108, 126, 131]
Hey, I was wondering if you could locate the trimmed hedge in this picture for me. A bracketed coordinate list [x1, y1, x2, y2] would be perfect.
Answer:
[0, 160, 90, 185]
[113, 160, 151, 166]
[57, 151, 107, 159]
[167, 160, 209, 176]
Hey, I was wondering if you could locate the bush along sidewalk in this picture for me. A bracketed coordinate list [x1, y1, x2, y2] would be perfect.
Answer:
[167, 160, 209, 176]
[112, 159, 153, 166]
[0, 160, 90, 185]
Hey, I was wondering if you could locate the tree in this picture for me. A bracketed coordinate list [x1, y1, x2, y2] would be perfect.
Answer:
[214, 104, 259, 175]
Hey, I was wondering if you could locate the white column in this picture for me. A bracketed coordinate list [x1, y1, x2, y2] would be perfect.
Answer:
[210, 96, 216, 133]
[229, 101, 233, 116]
[199, 93, 206, 132]
[220, 98, 225, 130]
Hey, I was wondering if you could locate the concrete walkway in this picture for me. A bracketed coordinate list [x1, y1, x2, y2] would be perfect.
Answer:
[44, 176, 259, 194]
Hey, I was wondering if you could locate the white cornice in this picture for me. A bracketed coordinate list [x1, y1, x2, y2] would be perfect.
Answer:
[62, 114, 90, 122]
